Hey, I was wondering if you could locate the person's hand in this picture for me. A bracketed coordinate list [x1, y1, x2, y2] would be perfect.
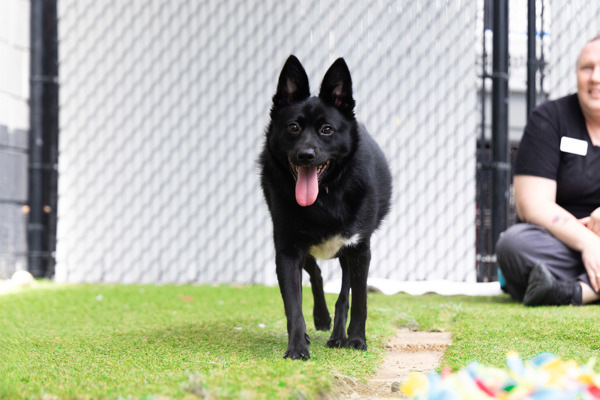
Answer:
[582, 236, 600, 292]
[579, 207, 600, 236]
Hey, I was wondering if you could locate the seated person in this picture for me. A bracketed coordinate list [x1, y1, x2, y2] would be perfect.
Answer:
[496, 36, 600, 306]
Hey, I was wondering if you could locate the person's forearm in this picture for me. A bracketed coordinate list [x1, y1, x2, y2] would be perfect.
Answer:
[518, 201, 599, 254]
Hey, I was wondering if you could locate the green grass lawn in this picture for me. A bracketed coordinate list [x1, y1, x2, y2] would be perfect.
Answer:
[1, 283, 599, 399]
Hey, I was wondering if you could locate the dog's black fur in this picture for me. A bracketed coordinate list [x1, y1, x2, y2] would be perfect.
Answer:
[259, 55, 392, 360]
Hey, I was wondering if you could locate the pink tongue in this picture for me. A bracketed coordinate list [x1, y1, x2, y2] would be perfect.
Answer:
[295, 166, 319, 207]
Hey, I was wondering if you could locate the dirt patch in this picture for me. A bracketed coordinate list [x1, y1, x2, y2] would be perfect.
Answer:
[336, 330, 451, 399]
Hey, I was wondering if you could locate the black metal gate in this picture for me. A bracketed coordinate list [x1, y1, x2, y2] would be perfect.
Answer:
[475, 0, 549, 282]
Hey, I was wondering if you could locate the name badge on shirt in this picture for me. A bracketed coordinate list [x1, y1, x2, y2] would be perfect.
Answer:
[560, 136, 588, 156]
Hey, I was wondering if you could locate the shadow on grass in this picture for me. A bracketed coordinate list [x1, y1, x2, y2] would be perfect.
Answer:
[122, 318, 370, 366]
[115, 322, 286, 360]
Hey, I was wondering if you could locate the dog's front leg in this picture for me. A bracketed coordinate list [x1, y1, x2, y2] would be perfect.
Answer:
[276, 250, 310, 360]
[345, 244, 371, 351]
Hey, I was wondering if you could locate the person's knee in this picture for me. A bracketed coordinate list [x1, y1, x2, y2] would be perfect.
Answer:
[495, 224, 542, 283]
[495, 225, 524, 263]
[495, 225, 533, 302]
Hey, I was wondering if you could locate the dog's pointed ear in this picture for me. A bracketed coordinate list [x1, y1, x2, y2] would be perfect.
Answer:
[273, 55, 310, 108]
[319, 58, 355, 116]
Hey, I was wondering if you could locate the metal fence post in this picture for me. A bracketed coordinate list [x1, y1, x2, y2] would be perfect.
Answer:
[527, 0, 537, 118]
[491, 0, 510, 257]
[28, 0, 59, 278]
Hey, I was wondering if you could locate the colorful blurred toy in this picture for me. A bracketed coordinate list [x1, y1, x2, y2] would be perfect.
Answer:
[402, 352, 600, 399]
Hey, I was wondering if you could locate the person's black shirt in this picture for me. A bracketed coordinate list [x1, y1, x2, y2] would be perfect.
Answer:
[515, 93, 600, 219]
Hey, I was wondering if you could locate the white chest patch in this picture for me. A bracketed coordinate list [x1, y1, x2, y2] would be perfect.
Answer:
[309, 234, 361, 260]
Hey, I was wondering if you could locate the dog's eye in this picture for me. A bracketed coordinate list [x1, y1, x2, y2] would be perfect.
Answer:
[320, 125, 334, 135]
[288, 123, 300, 133]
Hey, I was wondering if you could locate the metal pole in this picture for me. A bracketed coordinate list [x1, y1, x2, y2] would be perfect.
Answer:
[491, 0, 510, 255]
[477, 8, 491, 282]
[538, 1, 547, 103]
[527, 0, 537, 118]
[28, 0, 59, 278]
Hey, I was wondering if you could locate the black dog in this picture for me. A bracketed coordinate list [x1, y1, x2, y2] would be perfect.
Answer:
[259, 55, 392, 360]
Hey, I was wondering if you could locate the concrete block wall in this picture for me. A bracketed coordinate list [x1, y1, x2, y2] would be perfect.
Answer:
[0, 0, 30, 279]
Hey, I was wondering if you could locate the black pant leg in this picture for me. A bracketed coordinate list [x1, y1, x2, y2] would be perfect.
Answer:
[496, 223, 585, 302]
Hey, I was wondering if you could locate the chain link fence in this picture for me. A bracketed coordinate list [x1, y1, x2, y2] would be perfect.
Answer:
[4, 1, 599, 284]
[547, 2, 600, 98]
[55, 0, 477, 284]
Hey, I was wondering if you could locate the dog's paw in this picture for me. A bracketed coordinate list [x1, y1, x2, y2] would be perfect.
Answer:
[347, 338, 367, 351]
[283, 346, 310, 360]
[314, 314, 331, 331]
[283, 334, 310, 360]
[326, 336, 347, 348]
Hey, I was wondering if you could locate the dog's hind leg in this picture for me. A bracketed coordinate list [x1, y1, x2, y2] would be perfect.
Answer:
[327, 256, 350, 348]
[344, 244, 371, 351]
[303, 255, 331, 331]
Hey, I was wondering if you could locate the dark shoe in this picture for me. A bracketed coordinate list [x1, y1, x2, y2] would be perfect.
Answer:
[523, 263, 554, 306]
[555, 279, 582, 306]
[523, 263, 582, 306]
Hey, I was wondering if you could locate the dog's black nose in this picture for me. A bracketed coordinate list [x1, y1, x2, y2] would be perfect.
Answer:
[297, 149, 316, 163]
